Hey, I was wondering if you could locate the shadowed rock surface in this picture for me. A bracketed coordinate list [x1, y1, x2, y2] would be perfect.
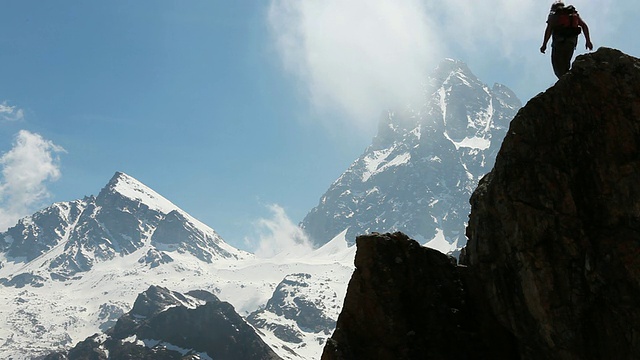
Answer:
[46, 286, 282, 360]
[322, 232, 516, 360]
[323, 48, 640, 360]
[464, 47, 640, 359]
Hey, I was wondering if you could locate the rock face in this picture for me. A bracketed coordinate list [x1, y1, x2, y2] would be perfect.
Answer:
[0, 172, 248, 280]
[48, 286, 283, 360]
[321, 232, 516, 360]
[248, 273, 338, 344]
[464, 47, 640, 359]
[323, 48, 640, 359]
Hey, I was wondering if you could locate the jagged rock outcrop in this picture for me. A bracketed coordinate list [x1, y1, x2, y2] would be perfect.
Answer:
[323, 48, 640, 360]
[321, 232, 516, 360]
[48, 286, 282, 360]
[0, 272, 45, 288]
[464, 47, 640, 359]
[248, 273, 340, 345]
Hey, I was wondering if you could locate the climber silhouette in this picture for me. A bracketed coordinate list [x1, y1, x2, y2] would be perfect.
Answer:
[540, 1, 593, 78]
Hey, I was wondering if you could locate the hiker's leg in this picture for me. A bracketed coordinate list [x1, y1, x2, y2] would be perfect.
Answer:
[551, 40, 575, 78]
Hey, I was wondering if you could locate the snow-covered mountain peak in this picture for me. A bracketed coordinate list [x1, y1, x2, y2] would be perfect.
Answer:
[436, 58, 469, 72]
[100, 171, 178, 214]
[302, 59, 522, 248]
[0, 171, 250, 281]
[430, 58, 476, 87]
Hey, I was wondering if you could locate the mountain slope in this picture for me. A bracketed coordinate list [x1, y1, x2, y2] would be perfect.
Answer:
[301, 59, 521, 251]
[247, 231, 355, 359]
[1, 172, 247, 280]
[47, 286, 282, 360]
[0, 172, 355, 359]
[464, 47, 640, 359]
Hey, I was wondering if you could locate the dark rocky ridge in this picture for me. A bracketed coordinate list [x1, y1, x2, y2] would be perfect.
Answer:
[47, 286, 282, 360]
[464, 47, 640, 359]
[322, 48, 640, 359]
[322, 232, 517, 359]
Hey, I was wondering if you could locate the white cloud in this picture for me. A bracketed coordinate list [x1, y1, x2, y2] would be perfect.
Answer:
[0, 101, 25, 122]
[0, 130, 66, 231]
[268, 1, 615, 124]
[430, 0, 611, 89]
[249, 204, 314, 258]
[268, 0, 444, 127]
[432, 0, 541, 55]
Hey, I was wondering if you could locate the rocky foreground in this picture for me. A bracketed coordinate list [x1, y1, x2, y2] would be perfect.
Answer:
[323, 48, 640, 360]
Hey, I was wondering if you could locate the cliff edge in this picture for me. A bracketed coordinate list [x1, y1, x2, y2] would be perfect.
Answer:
[464, 47, 640, 359]
[323, 48, 640, 360]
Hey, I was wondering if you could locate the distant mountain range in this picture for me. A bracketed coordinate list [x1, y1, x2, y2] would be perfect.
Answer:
[301, 59, 521, 252]
[0, 172, 354, 360]
[0, 59, 520, 359]
[1, 172, 248, 280]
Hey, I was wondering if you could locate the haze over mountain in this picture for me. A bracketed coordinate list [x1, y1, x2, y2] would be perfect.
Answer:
[302, 59, 521, 252]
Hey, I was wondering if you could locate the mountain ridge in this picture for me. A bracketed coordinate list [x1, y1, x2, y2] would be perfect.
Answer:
[0, 171, 250, 282]
[45, 286, 283, 360]
[301, 58, 521, 251]
[0, 171, 355, 359]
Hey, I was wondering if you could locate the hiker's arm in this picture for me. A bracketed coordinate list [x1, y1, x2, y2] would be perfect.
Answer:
[540, 24, 552, 54]
[579, 18, 593, 50]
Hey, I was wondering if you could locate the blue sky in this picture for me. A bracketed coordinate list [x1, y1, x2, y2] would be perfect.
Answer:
[1, 1, 638, 252]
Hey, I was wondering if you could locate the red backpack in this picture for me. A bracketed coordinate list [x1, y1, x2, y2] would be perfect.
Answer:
[550, 5, 582, 37]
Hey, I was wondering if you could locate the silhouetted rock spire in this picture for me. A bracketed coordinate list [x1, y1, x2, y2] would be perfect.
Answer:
[465, 47, 640, 359]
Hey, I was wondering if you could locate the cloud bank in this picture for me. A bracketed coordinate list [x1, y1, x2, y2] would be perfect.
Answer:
[268, 0, 443, 127]
[249, 204, 314, 258]
[0, 130, 66, 231]
[268, 0, 612, 125]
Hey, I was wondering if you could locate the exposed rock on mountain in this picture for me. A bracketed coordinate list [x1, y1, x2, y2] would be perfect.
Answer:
[138, 249, 174, 268]
[48, 286, 282, 360]
[301, 59, 521, 251]
[321, 232, 516, 360]
[464, 47, 640, 359]
[1, 199, 85, 260]
[323, 48, 640, 359]
[0, 272, 45, 288]
[0, 172, 248, 280]
[248, 273, 340, 344]
[242, 231, 355, 360]
[0, 171, 354, 359]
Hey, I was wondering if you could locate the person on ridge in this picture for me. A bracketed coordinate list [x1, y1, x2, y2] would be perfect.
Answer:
[540, 1, 593, 78]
